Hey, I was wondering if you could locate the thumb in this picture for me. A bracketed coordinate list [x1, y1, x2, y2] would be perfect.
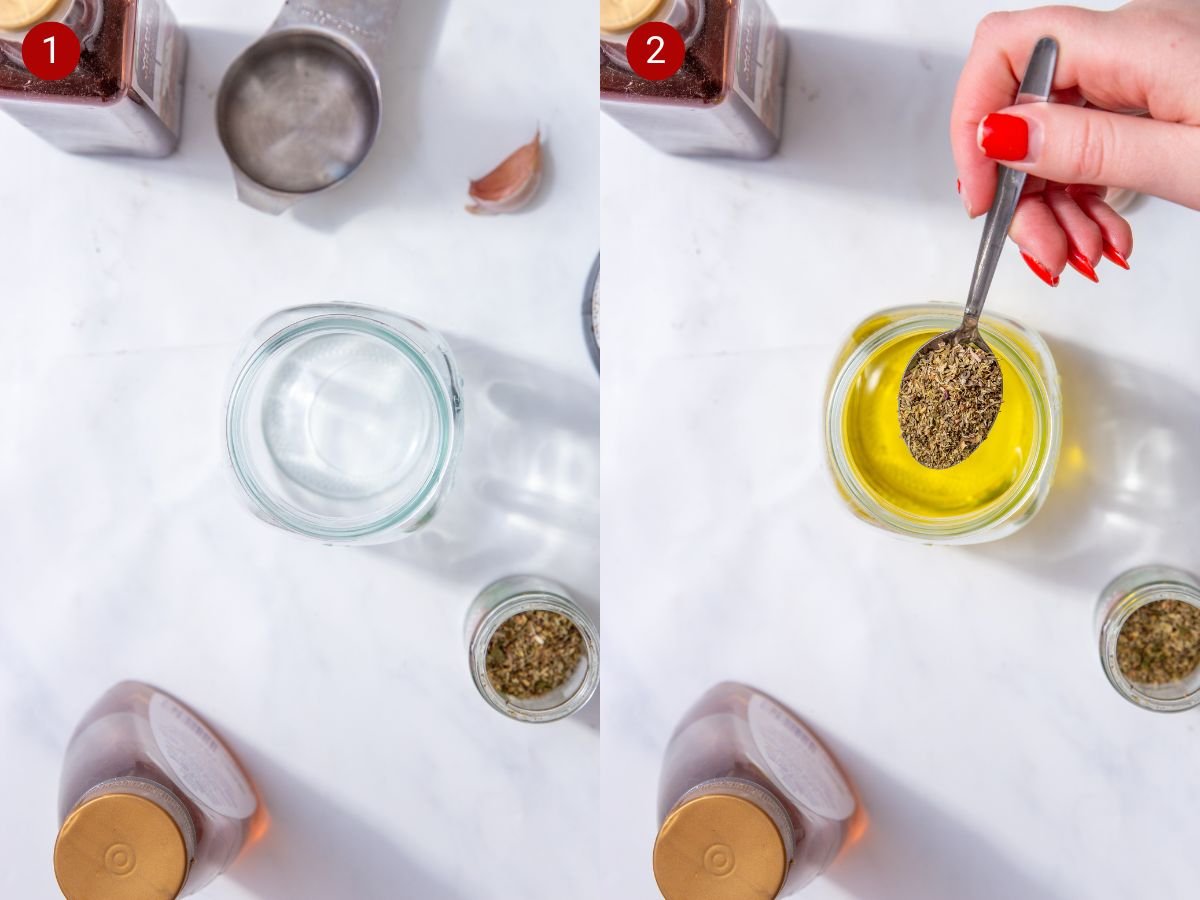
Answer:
[976, 103, 1200, 210]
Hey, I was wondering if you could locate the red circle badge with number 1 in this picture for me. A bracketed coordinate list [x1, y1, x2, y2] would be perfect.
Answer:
[627, 22, 685, 81]
[23, 22, 81, 81]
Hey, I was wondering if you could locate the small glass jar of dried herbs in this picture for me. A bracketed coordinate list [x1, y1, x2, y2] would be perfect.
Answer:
[1096, 565, 1200, 712]
[466, 575, 600, 723]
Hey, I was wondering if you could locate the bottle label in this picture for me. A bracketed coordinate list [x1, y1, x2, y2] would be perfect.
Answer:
[747, 695, 855, 820]
[132, 0, 182, 132]
[732, 0, 784, 136]
[149, 693, 258, 819]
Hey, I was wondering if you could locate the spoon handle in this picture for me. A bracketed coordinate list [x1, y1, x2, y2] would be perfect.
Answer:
[964, 36, 1059, 328]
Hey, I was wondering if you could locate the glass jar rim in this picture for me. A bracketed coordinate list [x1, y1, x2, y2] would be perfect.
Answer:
[226, 312, 457, 541]
[1099, 580, 1200, 712]
[469, 592, 600, 724]
[826, 305, 1060, 540]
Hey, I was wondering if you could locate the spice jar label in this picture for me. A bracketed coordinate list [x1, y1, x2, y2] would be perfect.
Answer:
[149, 693, 257, 818]
[133, 0, 183, 132]
[731, 0, 782, 136]
[134, 0, 161, 97]
[747, 695, 855, 820]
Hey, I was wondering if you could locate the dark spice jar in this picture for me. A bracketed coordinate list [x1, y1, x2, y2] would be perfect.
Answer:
[0, 0, 187, 156]
[599, 0, 788, 158]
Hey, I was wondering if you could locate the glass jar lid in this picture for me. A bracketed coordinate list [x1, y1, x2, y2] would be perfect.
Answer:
[55, 790, 191, 900]
[600, 0, 667, 34]
[0, 0, 60, 31]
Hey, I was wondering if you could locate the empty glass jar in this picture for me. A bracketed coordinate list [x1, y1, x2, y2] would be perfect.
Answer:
[825, 304, 1062, 544]
[1096, 565, 1200, 712]
[465, 575, 600, 723]
[226, 303, 463, 544]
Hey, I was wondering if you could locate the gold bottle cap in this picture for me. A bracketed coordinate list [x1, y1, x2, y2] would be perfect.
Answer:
[654, 792, 789, 900]
[600, 0, 667, 34]
[54, 794, 189, 900]
[0, 0, 60, 31]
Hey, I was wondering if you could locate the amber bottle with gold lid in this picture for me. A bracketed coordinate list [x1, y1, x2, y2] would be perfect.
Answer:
[0, 0, 187, 155]
[599, 0, 788, 158]
[54, 682, 263, 900]
[654, 683, 860, 899]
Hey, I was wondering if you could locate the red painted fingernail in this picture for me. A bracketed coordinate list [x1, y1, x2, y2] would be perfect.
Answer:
[1102, 242, 1131, 270]
[1020, 250, 1059, 287]
[979, 113, 1029, 161]
[1066, 245, 1100, 283]
[956, 178, 961, 194]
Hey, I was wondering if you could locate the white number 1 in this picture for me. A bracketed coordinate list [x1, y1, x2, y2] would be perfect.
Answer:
[646, 35, 665, 64]
[43, 35, 55, 64]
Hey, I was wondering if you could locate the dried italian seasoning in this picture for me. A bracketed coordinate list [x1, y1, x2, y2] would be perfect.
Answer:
[898, 341, 1003, 469]
[1116, 599, 1200, 685]
[486, 610, 584, 698]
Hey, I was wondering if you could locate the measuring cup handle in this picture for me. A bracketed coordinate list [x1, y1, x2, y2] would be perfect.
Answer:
[232, 171, 298, 216]
[271, 0, 399, 60]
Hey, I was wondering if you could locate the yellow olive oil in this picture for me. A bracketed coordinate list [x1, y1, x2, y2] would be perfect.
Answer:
[841, 330, 1038, 520]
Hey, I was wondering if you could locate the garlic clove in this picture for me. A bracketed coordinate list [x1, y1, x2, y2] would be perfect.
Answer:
[466, 131, 543, 215]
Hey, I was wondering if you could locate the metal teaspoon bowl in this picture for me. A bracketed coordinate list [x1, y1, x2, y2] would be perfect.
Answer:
[217, 0, 398, 215]
[901, 36, 1059, 458]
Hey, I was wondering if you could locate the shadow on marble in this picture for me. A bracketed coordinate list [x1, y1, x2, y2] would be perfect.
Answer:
[822, 740, 1063, 900]
[368, 336, 599, 595]
[93, 27, 248, 199]
[571, 586, 601, 733]
[227, 740, 465, 900]
[574, 686, 601, 733]
[967, 339, 1200, 588]
[752, 31, 963, 203]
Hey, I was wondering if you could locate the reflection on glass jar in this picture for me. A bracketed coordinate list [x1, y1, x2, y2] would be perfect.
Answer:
[825, 304, 1062, 544]
[1096, 565, 1200, 713]
[226, 304, 463, 544]
[465, 575, 599, 724]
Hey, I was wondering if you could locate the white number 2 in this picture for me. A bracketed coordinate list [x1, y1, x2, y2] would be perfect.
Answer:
[646, 34, 665, 64]
[43, 35, 55, 64]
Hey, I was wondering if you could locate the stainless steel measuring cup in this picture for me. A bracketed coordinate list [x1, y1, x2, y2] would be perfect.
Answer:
[216, 0, 399, 214]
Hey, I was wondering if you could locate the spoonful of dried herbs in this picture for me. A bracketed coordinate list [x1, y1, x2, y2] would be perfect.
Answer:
[899, 36, 1058, 470]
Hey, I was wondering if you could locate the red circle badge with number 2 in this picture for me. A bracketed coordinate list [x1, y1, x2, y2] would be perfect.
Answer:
[23, 22, 81, 81]
[627, 22, 685, 81]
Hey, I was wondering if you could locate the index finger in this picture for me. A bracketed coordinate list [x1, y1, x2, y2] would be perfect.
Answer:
[952, 6, 1113, 217]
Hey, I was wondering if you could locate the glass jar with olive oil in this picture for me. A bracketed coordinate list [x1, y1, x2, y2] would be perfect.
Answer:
[825, 304, 1062, 544]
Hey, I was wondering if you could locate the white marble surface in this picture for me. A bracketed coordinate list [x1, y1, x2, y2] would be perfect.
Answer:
[602, 1, 1200, 898]
[0, 1, 598, 898]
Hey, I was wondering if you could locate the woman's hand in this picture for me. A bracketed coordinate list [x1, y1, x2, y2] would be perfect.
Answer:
[952, 1, 1200, 285]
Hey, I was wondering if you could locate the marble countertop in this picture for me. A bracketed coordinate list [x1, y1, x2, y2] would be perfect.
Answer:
[0, 1, 598, 898]
[601, 1, 1200, 898]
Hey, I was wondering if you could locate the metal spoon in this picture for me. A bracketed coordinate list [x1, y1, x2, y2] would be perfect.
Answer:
[900, 36, 1058, 461]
